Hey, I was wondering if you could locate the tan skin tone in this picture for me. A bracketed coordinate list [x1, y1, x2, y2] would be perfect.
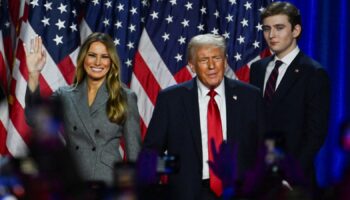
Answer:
[188, 45, 227, 89]
[262, 14, 301, 59]
[26, 37, 111, 106]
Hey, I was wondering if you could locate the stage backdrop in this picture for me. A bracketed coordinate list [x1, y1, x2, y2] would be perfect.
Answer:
[284, 0, 350, 186]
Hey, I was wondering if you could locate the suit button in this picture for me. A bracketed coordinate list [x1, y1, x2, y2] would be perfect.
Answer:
[75, 145, 79, 150]
[95, 129, 100, 134]
[73, 126, 77, 131]
[92, 147, 96, 151]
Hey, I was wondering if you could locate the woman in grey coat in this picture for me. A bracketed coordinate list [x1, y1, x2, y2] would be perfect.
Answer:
[24, 33, 141, 185]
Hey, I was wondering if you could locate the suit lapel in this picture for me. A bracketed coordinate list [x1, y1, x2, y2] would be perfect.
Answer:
[183, 79, 203, 164]
[70, 80, 96, 144]
[273, 52, 304, 102]
[224, 78, 239, 143]
[90, 81, 109, 115]
[256, 57, 273, 93]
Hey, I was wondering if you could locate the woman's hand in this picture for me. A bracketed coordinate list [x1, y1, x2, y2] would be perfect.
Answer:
[25, 36, 47, 91]
[25, 36, 46, 74]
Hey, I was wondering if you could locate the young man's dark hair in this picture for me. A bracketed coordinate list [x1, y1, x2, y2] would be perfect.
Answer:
[261, 1, 302, 39]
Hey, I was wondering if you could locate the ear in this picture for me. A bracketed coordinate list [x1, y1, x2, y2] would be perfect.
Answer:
[188, 62, 196, 73]
[292, 24, 301, 39]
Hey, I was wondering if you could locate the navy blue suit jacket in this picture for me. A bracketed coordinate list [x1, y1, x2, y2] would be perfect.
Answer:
[250, 51, 330, 184]
[143, 77, 265, 200]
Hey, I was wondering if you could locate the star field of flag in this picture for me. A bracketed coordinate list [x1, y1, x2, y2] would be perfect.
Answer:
[83, 0, 144, 83]
[145, 0, 272, 78]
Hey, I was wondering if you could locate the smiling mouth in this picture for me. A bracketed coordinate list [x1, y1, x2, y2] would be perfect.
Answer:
[91, 67, 104, 72]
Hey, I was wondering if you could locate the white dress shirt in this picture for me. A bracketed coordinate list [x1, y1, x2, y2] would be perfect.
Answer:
[263, 46, 300, 93]
[197, 79, 227, 179]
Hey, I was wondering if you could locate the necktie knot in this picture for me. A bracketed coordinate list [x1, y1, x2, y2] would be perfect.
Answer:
[208, 89, 217, 99]
[275, 60, 283, 69]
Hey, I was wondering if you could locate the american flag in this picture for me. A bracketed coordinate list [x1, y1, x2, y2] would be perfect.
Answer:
[131, 0, 272, 138]
[1, 0, 272, 157]
[0, 0, 18, 156]
[5, 0, 80, 157]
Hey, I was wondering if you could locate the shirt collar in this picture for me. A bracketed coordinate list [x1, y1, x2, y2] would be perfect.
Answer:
[274, 46, 300, 66]
[197, 77, 225, 98]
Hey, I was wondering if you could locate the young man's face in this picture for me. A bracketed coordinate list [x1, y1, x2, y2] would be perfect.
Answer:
[262, 14, 301, 58]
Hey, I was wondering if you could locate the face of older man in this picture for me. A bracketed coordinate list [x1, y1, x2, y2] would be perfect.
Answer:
[189, 45, 226, 89]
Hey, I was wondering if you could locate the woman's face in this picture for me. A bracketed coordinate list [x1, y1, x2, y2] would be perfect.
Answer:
[83, 41, 111, 82]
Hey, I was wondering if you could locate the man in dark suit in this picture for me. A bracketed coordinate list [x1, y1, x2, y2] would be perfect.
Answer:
[143, 34, 265, 200]
[250, 1, 330, 189]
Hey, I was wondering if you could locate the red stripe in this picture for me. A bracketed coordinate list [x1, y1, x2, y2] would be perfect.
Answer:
[0, 120, 8, 155]
[8, 0, 21, 27]
[133, 51, 161, 105]
[174, 66, 192, 83]
[260, 48, 272, 58]
[3, 37, 13, 69]
[140, 118, 147, 141]
[0, 53, 8, 92]
[235, 65, 250, 83]
[57, 56, 76, 85]
[9, 81, 32, 144]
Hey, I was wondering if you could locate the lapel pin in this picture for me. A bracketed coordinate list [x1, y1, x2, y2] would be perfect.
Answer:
[295, 69, 300, 73]
[233, 95, 237, 100]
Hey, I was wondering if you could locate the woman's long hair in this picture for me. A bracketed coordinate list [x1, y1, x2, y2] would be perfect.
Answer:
[73, 32, 127, 124]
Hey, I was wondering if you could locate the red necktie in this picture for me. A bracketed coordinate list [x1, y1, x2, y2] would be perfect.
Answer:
[207, 89, 223, 196]
[264, 60, 283, 103]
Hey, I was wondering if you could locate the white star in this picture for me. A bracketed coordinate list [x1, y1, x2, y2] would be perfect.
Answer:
[128, 24, 136, 32]
[30, 0, 39, 8]
[165, 15, 173, 23]
[256, 23, 263, 31]
[103, 18, 110, 27]
[223, 32, 230, 39]
[70, 23, 77, 32]
[253, 41, 260, 49]
[4, 22, 10, 28]
[41, 17, 50, 26]
[125, 59, 132, 67]
[141, 0, 148, 7]
[241, 18, 248, 27]
[150, 11, 159, 20]
[117, 3, 124, 11]
[234, 52, 242, 61]
[181, 19, 190, 27]
[259, 6, 265, 12]
[200, 6, 206, 14]
[197, 24, 204, 31]
[105, 0, 112, 8]
[114, 38, 120, 46]
[115, 21, 122, 29]
[170, 0, 177, 5]
[92, 0, 99, 5]
[211, 28, 219, 35]
[127, 42, 134, 49]
[57, 3, 67, 14]
[244, 1, 252, 10]
[162, 33, 170, 41]
[237, 35, 245, 44]
[184, 2, 193, 10]
[53, 35, 63, 45]
[178, 36, 186, 44]
[130, 7, 138, 15]
[214, 10, 220, 18]
[175, 53, 182, 62]
[44, 1, 52, 11]
[226, 14, 234, 22]
[72, 9, 77, 17]
[229, 0, 237, 5]
[55, 19, 65, 30]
